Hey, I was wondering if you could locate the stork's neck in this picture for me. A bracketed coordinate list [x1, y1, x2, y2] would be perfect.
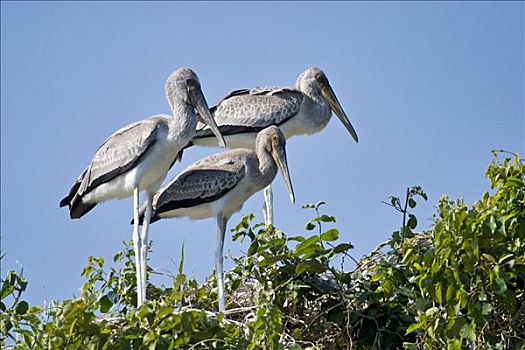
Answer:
[255, 147, 278, 189]
[167, 99, 197, 142]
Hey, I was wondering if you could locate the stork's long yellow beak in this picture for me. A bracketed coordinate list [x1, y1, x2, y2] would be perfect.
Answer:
[273, 144, 295, 204]
[320, 82, 359, 143]
[190, 84, 226, 147]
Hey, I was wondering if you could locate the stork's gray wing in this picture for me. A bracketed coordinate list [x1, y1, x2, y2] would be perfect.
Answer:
[77, 118, 165, 195]
[194, 87, 304, 138]
[153, 151, 247, 213]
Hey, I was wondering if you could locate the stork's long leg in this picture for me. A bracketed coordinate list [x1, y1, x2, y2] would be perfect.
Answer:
[216, 214, 227, 312]
[263, 184, 274, 225]
[132, 187, 143, 307]
[140, 195, 153, 303]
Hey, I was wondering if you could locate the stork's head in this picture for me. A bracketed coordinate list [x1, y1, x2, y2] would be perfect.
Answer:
[256, 126, 295, 204]
[165, 67, 225, 147]
[296, 67, 358, 143]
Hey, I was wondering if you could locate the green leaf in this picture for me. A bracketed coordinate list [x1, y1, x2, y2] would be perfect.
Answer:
[446, 284, 456, 303]
[415, 298, 430, 312]
[158, 305, 174, 319]
[381, 279, 393, 296]
[370, 272, 385, 282]
[458, 289, 469, 308]
[178, 242, 185, 275]
[403, 248, 414, 263]
[295, 260, 326, 275]
[498, 253, 514, 264]
[482, 253, 496, 263]
[247, 241, 259, 256]
[305, 222, 316, 231]
[470, 236, 479, 258]
[408, 198, 417, 208]
[294, 236, 321, 257]
[407, 214, 417, 229]
[431, 259, 442, 275]
[435, 282, 443, 304]
[390, 197, 400, 208]
[293, 328, 302, 339]
[459, 323, 476, 343]
[493, 276, 507, 296]
[447, 339, 462, 350]
[489, 216, 497, 233]
[505, 176, 524, 187]
[481, 303, 492, 316]
[258, 254, 289, 267]
[99, 295, 112, 313]
[143, 330, 156, 345]
[320, 228, 339, 241]
[406, 322, 421, 334]
[403, 343, 418, 350]
[15, 300, 29, 315]
[318, 214, 336, 223]
[332, 243, 354, 253]
[0, 283, 14, 300]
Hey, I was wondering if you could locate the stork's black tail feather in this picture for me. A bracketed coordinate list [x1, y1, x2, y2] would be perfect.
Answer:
[60, 170, 97, 219]
[69, 200, 97, 219]
[60, 179, 82, 208]
[59, 195, 72, 208]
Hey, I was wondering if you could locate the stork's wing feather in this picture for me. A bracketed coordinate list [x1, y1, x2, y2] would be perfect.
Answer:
[154, 151, 248, 213]
[59, 168, 88, 207]
[195, 86, 303, 138]
[77, 118, 165, 195]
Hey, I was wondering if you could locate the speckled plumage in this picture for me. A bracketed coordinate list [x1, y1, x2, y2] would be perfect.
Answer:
[78, 118, 164, 195]
[152, 149, 253, 217]
[194, 87, 304, 141]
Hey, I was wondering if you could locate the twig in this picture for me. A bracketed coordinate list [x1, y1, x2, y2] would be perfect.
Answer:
[402, 187, 409, 229]
[223, 305, 256, 315]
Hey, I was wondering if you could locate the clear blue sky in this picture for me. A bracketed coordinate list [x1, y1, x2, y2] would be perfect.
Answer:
[1, 2, 523, 306]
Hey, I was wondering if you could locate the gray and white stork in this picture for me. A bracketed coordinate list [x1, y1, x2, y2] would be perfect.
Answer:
[190, 67, 358, 224]
[60, 67, 225, 306]
[133, 126, 294, 311]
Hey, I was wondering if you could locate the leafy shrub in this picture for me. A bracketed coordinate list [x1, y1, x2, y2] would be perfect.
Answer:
[1, 151, 523, 349]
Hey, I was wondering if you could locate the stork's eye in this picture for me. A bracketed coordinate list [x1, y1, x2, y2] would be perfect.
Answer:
[316, 74, 328, 85]
[272, 135, 279, 142]
[187, 79, 199, 90]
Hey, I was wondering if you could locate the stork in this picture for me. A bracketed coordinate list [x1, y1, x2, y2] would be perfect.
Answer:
[191, 67, 358, 224]
[134, 126, 294, 311]
[60, 67, 226, 306]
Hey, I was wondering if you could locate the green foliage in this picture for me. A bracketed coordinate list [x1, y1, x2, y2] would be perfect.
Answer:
[399, 151, 525, 349]
[1, 204, 355, 349]
[229, 202, 355, 349]
[360, 151, 525, 349]
[1, 151, 523, 349]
